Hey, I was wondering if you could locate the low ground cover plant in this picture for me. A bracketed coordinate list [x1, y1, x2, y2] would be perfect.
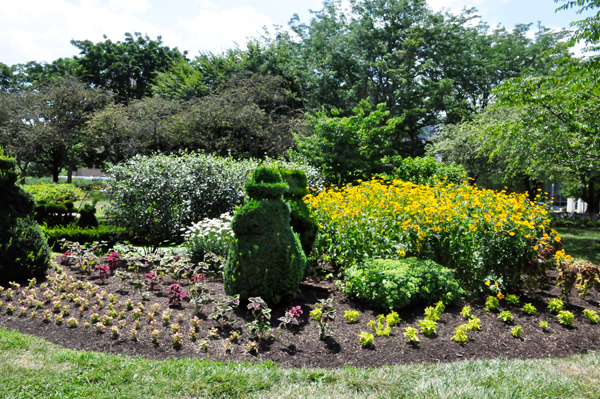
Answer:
[339, 258, 462, 311]
[182, 213, 233, 261]
[307, 178, 561, 290]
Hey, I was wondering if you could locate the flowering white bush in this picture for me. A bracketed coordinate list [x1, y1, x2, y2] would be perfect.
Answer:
[106, 152, 323, 245]
[182, 213, 234, 261]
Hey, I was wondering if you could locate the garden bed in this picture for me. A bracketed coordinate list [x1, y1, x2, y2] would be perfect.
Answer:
[1, 256, 599, 369]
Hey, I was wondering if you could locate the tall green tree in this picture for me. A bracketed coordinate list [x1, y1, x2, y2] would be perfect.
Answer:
[556, 0, 600, 46]
[71, 32, 186, 103]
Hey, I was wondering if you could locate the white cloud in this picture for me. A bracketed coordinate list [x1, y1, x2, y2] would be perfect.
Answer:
[108, 0, 151, 13]
[195, 0, 218, 10]
[0, 0, 173, 65]
[178, 7, 273, 55]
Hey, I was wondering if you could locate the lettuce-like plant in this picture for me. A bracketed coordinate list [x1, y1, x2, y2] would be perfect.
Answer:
[557, 310, 574, 327]
[367, 315, 391, 337]
[358, 332, 375, 347]
[583, 309, 599, 324]
[484, 296, 499, 312]
[417, 319, 437, 336]
[344, 310, 360, 324]
[522, 303, 536, 315]
[403, 327, 419, 343]
[511, 325, 522, 338]
[547, 299, 564, 313]
[386, 311, 401, 326]
[451, 324, 469, 343]
[460, 306, 473, 319]
[505, 294, 520, 306]
[498, 311, 513, 323]
[466, 317, 481, 331]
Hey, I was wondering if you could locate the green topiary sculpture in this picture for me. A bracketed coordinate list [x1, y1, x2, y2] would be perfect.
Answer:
[77, 204, 99, 228]
[279, 169, 319, 258]
[224, 167, 306, 304]
[0, 148, 50, 283]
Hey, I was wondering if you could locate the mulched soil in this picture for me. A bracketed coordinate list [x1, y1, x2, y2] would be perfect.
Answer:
[1, 258, 599, 369]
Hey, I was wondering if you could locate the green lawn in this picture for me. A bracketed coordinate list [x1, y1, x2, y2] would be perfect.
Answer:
[1, 328, 599, 398]
[557, 227, 600, 264]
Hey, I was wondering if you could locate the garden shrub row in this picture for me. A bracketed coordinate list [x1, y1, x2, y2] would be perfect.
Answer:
[307, 178, 562, 290]
[42, 224, 126, 250]
[23, 183, 86, 227]
[106, 152, 324, 245]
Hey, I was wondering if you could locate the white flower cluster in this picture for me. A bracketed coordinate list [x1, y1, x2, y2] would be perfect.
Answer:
[182, 213, 234, 260]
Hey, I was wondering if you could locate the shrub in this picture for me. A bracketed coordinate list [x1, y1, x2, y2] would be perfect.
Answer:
[77, 204, 99, 228]
[417, 319, 437, 336]
[339, 258, 463, 311]
[358, 332, 375, 347]
[23, 183, 84, 227]
[498, 311, 513, 323]
[344, 310, 360, 324]
[484, 296, 499, 312]
[182, 213, 233, 261]
[557, 310, 574, 327]
[41, 224, 125, 250]
[547, 298, 564, 313]
[511, 325, 522, 338]
[522, 303, 537, 315]
[0, 148, 50, 283]
[223, 168, 306, 304]
[381, 156, 466, 186]
[280, 169, 319, 257]
[106, 152, 323, 245]
[307, 178, 560, 290]
[367, 315, 391, 336]
[583, 309, 599, 324]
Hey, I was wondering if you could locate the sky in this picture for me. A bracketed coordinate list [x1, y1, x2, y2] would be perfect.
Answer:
[0, 0, 595, 65]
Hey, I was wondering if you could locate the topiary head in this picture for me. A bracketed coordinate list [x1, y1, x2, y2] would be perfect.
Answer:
[245, 167, 289, 200]
[279, 169, 309, 198]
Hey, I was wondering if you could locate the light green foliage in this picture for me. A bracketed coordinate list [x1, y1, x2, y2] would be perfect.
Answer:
[583, 309, 599, 324]
[182, 213, 233, 260]
[425, 302, 445, 322]
[0, 148, 50, 283]
[106, 152, 323, 245]
[341, 258, 462, 311]
[22, 183, 84, 205]
[557, 310, 575, 327]
[467, 317, 481, 332]
[505, 294, 520, 306]
[498, 311, 513, 323]
[548, 299, 564, 313]
[309, 308, 322, 322]
[522, 303, 537, 315]
[540, 321, 550, 332]
[417, 319, 438, 336]
[367, 315, 391, 337]
[358, 332, 374, 348]
[460, 306, 473, 319]
[382, 156, 466, 186]
[403, 327, 419, 343]
[555, 0, 600, 46]
[452, 325, 470, 343]
[344, 310, 360, 324]
[485, 296, 499, 312]
[224, 168, 306, 304]
[512, 325, 523, 338]
[386, 311, 401, 327]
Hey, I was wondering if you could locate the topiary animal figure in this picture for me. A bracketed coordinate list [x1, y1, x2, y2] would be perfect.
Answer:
[224, 167, 306, 304]
[0, 148, 50, 283]
[279, 169, 319, 258]
[77, 203, 99, 228]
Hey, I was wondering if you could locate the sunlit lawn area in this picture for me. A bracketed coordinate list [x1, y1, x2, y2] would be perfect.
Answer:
[557, 227, 600, 265]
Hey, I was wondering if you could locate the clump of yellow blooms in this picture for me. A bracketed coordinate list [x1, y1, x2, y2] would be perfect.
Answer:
[306, 178, 561, 289]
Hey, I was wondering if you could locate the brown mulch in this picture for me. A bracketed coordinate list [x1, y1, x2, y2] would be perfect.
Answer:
[1, 259, 599, 369]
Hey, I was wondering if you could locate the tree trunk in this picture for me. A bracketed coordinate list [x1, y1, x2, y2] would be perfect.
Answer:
[67, 158, 74, 184]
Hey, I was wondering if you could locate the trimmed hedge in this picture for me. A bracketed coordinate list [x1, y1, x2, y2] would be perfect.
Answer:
[42, 225, 125, 250]
[339, 258, 464, 311]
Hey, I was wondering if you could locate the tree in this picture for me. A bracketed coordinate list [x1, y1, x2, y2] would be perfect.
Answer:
[556, 0, 600, 46]
[71, 32, 186, 103]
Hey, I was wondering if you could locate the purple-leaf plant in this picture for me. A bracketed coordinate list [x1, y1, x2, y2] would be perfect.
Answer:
[167, 284, 186, 307]
[144, 271, 162, 290]
[278, 305, 304, 329]
[94, 264, 111, 285]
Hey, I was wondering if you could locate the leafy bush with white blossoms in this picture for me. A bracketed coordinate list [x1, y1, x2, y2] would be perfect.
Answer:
[182, 213, 234, 261]
[106, 152, 323, 245]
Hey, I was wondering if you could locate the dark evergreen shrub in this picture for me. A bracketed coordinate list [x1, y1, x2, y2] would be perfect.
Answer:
[42, 224, 124, 249]
[280, 169, 319, 257]
[224, 167, 306, 304]
[0, 148, 50, 283]
[34, 200, 77, 227]
[77, 204, 99, 228]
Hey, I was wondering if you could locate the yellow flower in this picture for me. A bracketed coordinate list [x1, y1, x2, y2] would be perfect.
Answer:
[494, 282, 499, 287]
[508, 232, 515, 236]
[533, 245, 539, 251]
[497, 292, 505, 300]
[485, 281, 491, 286]
[554, 236, 561, 242]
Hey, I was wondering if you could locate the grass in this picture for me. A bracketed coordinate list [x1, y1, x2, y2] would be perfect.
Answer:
[557, 227, 600, 264]
[1, 328, 599, 398]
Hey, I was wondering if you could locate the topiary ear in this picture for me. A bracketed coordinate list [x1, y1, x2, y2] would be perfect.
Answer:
[279, 168, 309, 197]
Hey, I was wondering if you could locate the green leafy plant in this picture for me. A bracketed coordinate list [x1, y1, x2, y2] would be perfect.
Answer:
[313, 298, 336, 339]
[386, 311, 401, 327]
[505, 294, 520, 306]
[403, 327, 419, 343]
[583, 309, 599, 324]
[358, 332, 375, 348]
[247, 340, 258, 353]
[557, 310, 574, 327]
[498, 311, 513, 323]
[309, 307, 322, 321]
[522, 303, 537, 315]
[485, 296, 499, 312]
[466, 317, 481, 331]
[245, 297, 272, 339]
[344, 310, 360, 324]
[367, 314, 391, 337]
[460, 306, 473, 319]
[548, 299, 564, 313]
[511, 325, 522, 338]
[208, 295, 239, 327]
[199, 339, 209, 352]
[417, 319, 437, 336]
[340, 258, 462, 311]
[451, 324, 469, 343]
